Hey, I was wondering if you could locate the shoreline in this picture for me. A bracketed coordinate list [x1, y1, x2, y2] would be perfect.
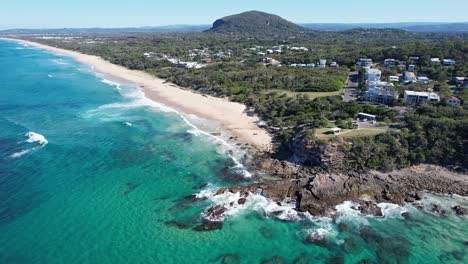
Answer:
[1, 37, 273, 152]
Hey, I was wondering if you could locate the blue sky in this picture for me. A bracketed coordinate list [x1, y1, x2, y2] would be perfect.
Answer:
[1, 0, 467, 29]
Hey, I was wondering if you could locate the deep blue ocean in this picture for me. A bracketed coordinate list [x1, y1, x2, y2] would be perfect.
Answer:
[0, 39, 467, 263]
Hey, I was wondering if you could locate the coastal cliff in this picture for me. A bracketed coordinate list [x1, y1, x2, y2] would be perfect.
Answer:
[207, 126, 468, 220]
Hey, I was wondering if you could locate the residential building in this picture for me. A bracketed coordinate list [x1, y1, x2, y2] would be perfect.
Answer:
[306, 63, 315, 68]
[407, 64, 415, 71]
[384, 59, 396, 67]
[430, 58, 441, 65]
[290, 47, 308, 51]
[404, 91, 440, 104]
[446, 96, 461, 106]
[453, 77, 465, 84]
[397, 64, 406, 70]
[330, 127, 341, 134]
[417, 77, 430, 84]
[318, 59, 327, 68]
[356, 58, 373, 67]
[364, 86, 399, 105]
[443, 59, 456, 66]
[404, 71, 417, 83]
[357, 113, 376, 121]
[409, 56, 420, 61]
[365, 68, 381, 81]
[389, 76, 400, 82]
[330, 61, 338, 67]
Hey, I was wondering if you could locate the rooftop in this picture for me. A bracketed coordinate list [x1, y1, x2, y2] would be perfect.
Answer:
[404, 91, 439, 99]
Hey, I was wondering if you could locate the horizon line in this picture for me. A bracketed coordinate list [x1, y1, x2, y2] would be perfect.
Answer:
[1, 21, 467, 31]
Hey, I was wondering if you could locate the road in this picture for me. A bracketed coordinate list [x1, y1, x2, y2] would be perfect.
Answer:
[343, 71, 359, 102]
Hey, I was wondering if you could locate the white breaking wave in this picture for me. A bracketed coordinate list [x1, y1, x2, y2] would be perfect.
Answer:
[196, 188, 301, 222]
[88, 86, 252, 178]
[10, 132, 48, 159]
[51, 59, 68, 65]
[124, 122, 133, 127]
[10, 149, 31, 158]
[25, 131, 48, 145]
[101, 78, 121, 90]
[48, 74, 53, 78]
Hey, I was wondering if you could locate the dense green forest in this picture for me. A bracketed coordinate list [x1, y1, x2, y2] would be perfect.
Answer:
[345, 103, 467, 171]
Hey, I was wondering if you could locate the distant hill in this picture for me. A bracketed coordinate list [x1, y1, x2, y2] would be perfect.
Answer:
[301, 22, 468, 32]
[0, 25, 210, 35]
[206, 11, 308, 35]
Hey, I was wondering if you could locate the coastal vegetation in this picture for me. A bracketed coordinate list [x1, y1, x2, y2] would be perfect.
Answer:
[18, 11, 468, 171]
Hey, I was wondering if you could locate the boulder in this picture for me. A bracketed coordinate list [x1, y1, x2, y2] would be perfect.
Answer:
[304, 232, 327, 246]
[452, 205, 468, 216]
[358, 201, 383, 217]
[238, 198, 247, 205]
[205, 205, 228, 221]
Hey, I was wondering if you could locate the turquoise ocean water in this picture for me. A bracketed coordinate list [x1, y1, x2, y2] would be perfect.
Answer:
[0, 39, 466, 263]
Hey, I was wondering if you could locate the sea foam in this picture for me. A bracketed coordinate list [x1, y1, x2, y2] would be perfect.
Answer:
[25, 131, 48, 145]
[196, 187, 300, 222]
[101, 78, 121, 90]
[10, 149, 31, 158]
[52, 59, 68, 65]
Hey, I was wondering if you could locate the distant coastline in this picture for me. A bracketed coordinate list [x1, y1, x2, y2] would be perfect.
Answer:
[0, 37, 272, 152]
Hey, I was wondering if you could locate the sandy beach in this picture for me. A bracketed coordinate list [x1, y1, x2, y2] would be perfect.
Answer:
[2, 38, 272, 151]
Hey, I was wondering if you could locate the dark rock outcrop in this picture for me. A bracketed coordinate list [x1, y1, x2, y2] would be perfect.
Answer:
[193, 221, 223, 231]
[303, 232, 327, 246]
[452, 205, 468, 216]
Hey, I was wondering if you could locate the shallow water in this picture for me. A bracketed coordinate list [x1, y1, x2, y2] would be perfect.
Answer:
[0, 40, 466, 264]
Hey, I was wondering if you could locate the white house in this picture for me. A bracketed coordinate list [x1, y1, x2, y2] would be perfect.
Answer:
[290, 47, 308, 52]
[365, 68, 382, 81]
[404, 91, 440, 104]
[330, 127, 341, 134]
[445, 96, 461, 106]
[357, 113, 376, 121]
[389, 76, 400, 82]
[318, 59, 327, 68]
[330, 61, 338, 67]
[404, 71, 417, 83]
[443, 59, 456, 66]
[408, 64, 415, 71]
[417, 77, 430, 84]
[430, 58, 441, 65]
[365, 85, 399, 105]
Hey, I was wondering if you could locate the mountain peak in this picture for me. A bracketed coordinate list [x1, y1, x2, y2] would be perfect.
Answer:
[207, 10, 307, 35]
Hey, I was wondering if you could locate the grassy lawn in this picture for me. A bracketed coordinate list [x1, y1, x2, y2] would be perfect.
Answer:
[316, 127, 387, 138]
[262, 88, 343, 100]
